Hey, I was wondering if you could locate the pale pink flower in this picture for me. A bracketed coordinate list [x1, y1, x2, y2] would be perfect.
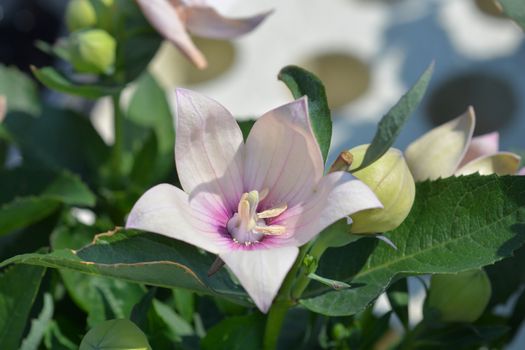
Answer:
[405, 107, 521, 181]
[0, 96, 5, 123]
[136, 0, 271, 69]
[126, 89, 382, 312]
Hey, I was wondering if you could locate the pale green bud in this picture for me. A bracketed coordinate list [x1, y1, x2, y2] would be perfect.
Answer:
[68, 29, 116, 74]
[79, 319, 151, 350]
[345, 144, 415, 234]
[66, 0, 115, 33]
[66, 0, 97, 31]
[427, 269, 492, 323]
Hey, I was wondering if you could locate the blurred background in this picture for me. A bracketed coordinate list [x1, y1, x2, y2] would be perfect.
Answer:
[1, 0, 524, 347]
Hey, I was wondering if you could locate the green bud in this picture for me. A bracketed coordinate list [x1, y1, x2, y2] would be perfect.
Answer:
[68, 29, 116, 74]
[66, 0, 115, 33]
[426, 269, 492, 323]
[345, 144, 415, 234]
[66, 0, 97, 31]
[331, 323, 349, 341]
[79, 319, 151, 350]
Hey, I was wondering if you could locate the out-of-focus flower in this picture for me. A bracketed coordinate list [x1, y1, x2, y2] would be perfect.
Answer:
[136, 0, 271, 69]
[68, 29, 117, 74]
[405, 107, 521, 181]
[126, 89, 381, 312]
[0, 96, 6, 123]
[426, 269, 492, 323]
[339, 145, 415, 234]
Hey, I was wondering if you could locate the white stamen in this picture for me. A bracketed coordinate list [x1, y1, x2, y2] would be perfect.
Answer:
[253, 225, 286, 235]
[257, 203, 287, 219]
[227, 190, 288, 244]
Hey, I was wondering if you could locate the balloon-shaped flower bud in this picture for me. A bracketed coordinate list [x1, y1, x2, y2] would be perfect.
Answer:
[342, 144, 415, 234]
[68, 29, 116, 74]
[79, 319, 151, 350]
[66, 0, 97, 31]
[426, 269, 492, 323]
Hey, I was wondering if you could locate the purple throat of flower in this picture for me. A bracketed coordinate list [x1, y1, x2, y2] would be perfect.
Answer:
[225, 189, 288, 247]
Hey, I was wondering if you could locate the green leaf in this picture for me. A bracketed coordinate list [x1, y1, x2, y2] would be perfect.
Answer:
[485, 244, 525, 307]
[0, 197, 60, 236]
[51, 224, 145, 327]
[237, 119, 256, 141]
[386, 278, 410, 329]
[20, 293, 54, 350]
[0, 171, 96, 236]
[4, 107, 110, 182]
[172, 289, 194, 324]
[113, 0, 163, 83]
[152, 299, 194, 338]
[79, 319, 151, 350]
[499, 0, 525, 31]
[130, 288, 157, 331]
[301, 175, 525, 316]
[278, 65, 332, 163]
[0, 65, 41, 115]
[201, 314, 265, 350]
[2, 229, 248, 304]
[127, 72, 174, 155]
[352, 63, 434, 172]
[31, 66, 117, 99]
[43, 171, 96, 207]
[0, 264, 46, 350]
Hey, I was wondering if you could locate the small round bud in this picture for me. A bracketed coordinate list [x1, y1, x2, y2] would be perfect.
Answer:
[346, 144, 415, 234]
[426, 269, 492, 323]
[68, 29, 116, 74]
[66, 0, 97, 31]
[79, 319, 151, 350]
[331, 323, 349, 341]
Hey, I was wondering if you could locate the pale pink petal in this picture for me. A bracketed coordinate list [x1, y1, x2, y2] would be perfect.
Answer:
[175, 88, 245, 216]
[220, 246, 299, 313]
[405, 107, 475, 181]
[459, 132, 499, 168]
[244, 97, 324, 208]
[456, 152, 521, 176]
[519, 167, 525, 175]
[183, 6, 271, 39]
[126, 184, 231, 254]
[137, 0, 207, 69]
[0, 96, 5, 123]
[270, 171, 382, 247]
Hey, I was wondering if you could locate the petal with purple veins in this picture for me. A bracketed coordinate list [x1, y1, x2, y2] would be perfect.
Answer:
[126, 184, 231, 254]
[175, 88, 245, 214]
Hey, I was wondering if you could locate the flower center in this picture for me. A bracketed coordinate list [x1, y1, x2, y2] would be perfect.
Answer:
[226, 189, 287, 246]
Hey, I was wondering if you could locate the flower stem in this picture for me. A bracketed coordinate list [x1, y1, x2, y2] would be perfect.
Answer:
[111, 91, 123, 178]
[263, 300, 292, 350]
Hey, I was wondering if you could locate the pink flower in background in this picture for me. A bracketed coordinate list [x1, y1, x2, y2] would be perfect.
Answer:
[126, 89, 381, 312]
[136, 0, 271, 69]
[405, 107, 521, 181]
[0, 96, 5, 123]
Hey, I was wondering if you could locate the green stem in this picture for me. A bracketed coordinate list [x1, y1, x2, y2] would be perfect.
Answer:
[291, 241, 328, 300]
[111, 92, 123, 178]
[262, 244, 310, 350]
[263, 300, 292, 350]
